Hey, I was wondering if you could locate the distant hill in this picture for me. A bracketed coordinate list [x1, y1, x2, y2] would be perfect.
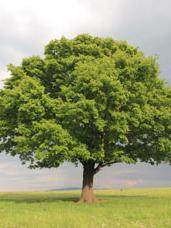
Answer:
[48, 187, 81, 191]
[48, 187, 115, 191]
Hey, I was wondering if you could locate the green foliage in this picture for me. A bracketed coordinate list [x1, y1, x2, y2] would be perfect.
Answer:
[0, 34, 171, 168]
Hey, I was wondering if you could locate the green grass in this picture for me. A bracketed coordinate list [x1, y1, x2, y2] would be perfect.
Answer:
[0, 188, 171, 228]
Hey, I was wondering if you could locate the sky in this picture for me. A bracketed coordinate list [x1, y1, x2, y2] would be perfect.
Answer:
[0, 0, 171, 191]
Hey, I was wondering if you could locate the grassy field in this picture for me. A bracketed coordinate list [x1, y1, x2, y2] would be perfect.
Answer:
[0, 188, 171, 228]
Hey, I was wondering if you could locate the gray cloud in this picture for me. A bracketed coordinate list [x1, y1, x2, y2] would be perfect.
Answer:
[76, 0, 171, 82]
[115, 0, 171, 82]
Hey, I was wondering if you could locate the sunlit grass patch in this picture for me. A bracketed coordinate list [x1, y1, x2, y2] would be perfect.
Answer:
[0, 188, 171, 228]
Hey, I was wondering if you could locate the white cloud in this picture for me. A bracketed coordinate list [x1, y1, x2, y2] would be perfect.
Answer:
[0, 0, 122, 86]
[1, 0, 170, 82]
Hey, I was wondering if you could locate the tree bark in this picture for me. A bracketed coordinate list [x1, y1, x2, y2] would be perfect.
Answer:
[79, 161, 97, 203]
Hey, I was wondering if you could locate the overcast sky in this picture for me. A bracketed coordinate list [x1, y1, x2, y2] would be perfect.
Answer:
[0, 0, 171, 191]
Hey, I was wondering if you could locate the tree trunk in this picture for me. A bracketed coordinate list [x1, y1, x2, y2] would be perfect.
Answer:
[79, 161, 97, 203]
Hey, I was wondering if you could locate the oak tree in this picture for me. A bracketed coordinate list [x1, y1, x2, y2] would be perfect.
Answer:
[0, 34, 171, 202]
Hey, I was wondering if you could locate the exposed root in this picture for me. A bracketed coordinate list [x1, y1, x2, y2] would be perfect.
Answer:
[78, 197, 98, 203]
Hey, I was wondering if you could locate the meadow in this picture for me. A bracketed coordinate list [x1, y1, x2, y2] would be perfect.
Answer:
[0, 188, 171, 228]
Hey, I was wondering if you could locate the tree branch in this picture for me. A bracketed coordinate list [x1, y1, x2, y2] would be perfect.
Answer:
[93, 164, 102, 174]
[93, 161, 117, 174]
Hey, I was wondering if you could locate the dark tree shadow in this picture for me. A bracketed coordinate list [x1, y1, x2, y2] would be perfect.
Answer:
[0, 193, 79, 203]
[0, 192, 157, 204]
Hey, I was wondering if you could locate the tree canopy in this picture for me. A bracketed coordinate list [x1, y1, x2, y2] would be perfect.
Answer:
[0, 34, 171, 202]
